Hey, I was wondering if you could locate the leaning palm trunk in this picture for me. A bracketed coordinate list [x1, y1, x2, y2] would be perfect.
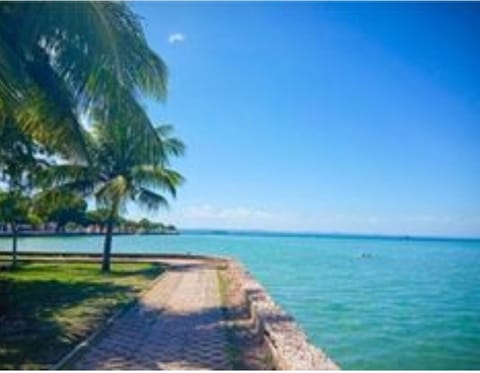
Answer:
[11, 222, 18, 269]
[101, 208, 116, 272]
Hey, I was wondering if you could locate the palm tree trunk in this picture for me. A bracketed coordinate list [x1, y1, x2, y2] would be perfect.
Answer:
[11, 222, 18, 269]
[101, 220, 113, 272]
[101, 207, 116, 272]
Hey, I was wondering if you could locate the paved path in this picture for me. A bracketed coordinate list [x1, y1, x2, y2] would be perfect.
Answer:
[74, 260, 231, 370]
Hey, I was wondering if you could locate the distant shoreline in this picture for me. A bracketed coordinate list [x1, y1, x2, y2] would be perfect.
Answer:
[0, 231, 179, 238]
[181, 229, 480, 242]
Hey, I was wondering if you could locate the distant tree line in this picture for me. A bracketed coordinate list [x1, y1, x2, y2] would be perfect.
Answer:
[0, 190, 178, 235]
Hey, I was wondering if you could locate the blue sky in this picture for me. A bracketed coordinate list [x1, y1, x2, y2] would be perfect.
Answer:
[126, 2, 480, 237]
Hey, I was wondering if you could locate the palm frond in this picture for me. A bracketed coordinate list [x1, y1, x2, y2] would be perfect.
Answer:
[35, 164, 92, 188]
[94, 174, 130, 207]
[0, 30, 28, 102]
[132, 165, 184, 197]
[34, 2, 168, 107]
[0, 2, 168, 161]
[136, 188, 169, 211]
[156, 125, 186, 157]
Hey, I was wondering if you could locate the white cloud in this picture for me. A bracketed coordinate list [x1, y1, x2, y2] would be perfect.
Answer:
[168, 33, 185, 44]
[184, 204, 273, 222]
[170, 204, 301, 230]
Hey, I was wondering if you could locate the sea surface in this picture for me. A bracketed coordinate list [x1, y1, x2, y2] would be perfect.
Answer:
[1, 232, 479, 369]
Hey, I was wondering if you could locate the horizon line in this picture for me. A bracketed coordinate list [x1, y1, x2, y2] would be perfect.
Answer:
[179, 227, 480, 241]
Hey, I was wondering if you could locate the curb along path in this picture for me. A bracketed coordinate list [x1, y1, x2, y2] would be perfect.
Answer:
[74, 260, 231, 370]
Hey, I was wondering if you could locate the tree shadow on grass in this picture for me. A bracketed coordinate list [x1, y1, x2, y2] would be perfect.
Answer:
[0, 273, 145, 369]
[108, 262, 165, 278]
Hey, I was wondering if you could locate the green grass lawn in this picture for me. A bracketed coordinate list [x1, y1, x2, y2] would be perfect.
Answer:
[0, 261, 164, 369]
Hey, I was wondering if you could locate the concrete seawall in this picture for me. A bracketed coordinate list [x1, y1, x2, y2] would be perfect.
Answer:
[224, 260, 339, 370]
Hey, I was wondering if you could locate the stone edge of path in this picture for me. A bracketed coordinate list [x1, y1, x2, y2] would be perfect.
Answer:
[224, 260, 340, 370]
[50, 265, 171, 370]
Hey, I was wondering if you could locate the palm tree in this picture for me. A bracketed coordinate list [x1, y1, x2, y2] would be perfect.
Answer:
[41, 121, 184, 272]
[0, 2, 167, 160]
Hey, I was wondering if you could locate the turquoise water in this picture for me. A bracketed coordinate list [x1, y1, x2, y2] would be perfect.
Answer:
[1, 233, 479, 369]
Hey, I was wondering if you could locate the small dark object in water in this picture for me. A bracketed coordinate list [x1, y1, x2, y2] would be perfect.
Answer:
[360, 253, 373, 259]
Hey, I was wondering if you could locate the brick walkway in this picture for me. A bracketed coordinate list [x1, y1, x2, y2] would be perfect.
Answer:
[74, 261, 231, 370]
